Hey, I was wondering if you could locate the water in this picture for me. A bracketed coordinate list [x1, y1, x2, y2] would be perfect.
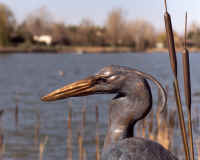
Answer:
[0, 53, 200, 160]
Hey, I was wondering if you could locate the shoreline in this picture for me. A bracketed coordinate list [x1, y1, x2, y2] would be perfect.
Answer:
[0, 46, 199, 54]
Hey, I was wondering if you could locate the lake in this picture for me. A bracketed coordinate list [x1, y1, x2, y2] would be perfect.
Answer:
[0, 53, 200, 160]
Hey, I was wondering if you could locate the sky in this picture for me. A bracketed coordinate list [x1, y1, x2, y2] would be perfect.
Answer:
[1, 0, 200, 34]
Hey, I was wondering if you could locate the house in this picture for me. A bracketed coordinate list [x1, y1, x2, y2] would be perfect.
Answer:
[33, 35, 52, 45]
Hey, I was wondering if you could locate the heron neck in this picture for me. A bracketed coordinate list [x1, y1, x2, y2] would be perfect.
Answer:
[103, 91, 152, 153]
[103, 118, 136, 152]
[102, 97, 139, 153]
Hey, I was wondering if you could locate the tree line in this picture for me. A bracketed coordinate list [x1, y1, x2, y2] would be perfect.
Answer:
[0, 3, 200, 51]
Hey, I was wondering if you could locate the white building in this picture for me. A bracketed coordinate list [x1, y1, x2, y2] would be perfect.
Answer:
[33, 35, 52, 45]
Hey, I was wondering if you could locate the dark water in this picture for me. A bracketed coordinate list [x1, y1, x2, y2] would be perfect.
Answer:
[0, 53, 200, 160]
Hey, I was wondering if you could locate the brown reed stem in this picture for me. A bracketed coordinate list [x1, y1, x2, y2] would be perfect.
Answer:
[15, 103, 19, 128]
[173, 81, 190, 160]
[96, 105, 100, 160]
[34, 112, 40, 148]
[108, 106, 112, 129]
[0, 110, 4, 160]
[39, 136, 48, 160]
[78, 131, 84, 160]
[79, 106, 86, 160]
[182, 12, 194, 160]
[184, 13, 188, 49]
[141, 118, 146, 138]
[67, 105, 73, 160]
[0, 134, 3, 160]
[163, 1, 190, 160]
[168, 109, 176, 150]
[164, 0, 168, 12]
[197, 140, 200, 160]
[81, 106, 86, 136]
[83, 148, 87, 160]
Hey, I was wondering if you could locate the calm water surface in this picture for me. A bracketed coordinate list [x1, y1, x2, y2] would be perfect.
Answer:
[0, 53, 200, 160]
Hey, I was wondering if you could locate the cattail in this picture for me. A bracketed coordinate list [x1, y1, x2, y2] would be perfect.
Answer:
[164, 0, 190, 159]
[164, 0, 177, 78]
[182, 12, 194, 160]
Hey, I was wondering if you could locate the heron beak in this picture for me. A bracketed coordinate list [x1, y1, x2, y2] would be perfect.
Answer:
[41, 76, 99, 102]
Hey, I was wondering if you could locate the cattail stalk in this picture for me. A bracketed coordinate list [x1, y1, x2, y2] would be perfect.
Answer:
[163, 1, 190, 160]
[173, 82, 190, 160]
[182, 12, 194, 160]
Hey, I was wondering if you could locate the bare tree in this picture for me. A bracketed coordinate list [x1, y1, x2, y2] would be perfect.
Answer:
[0, 3, 16, 46]
[51, 23, 70, 45]
[79, 18, 100, 45]
[126, 20, 156, 50]
[23, 6, 53, 36]
[105, 8, 126, 46]
[188, 22, 200, 47]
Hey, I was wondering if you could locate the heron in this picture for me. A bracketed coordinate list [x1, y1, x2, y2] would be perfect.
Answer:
[41, 65, 178, 160]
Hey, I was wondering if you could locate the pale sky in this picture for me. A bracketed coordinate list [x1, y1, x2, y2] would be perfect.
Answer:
[1, 0, 200, 33]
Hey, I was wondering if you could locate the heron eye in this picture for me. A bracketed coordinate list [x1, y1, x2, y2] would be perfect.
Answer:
[96, 77, 108, 83]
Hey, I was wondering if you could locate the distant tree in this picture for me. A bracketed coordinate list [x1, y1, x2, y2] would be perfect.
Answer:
[51, 23, 71, 45]
[188, 22, 200, 47]
[156, 31, 181, 48]
[0, 3, 16, 46]
[126, 20, 156, 50]
[22, 6, 53, 36]
[12, 23, 33, 45]
[105, 8, 126, 46]
[156, 32, 167, 47]
[79, 18, 94, 45]
[79, 18, 102, 46]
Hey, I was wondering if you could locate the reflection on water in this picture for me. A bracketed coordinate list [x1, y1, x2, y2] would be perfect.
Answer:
[0, 53, 200, 159]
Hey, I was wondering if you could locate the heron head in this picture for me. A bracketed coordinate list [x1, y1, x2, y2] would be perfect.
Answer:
[41, 65, 130, 102]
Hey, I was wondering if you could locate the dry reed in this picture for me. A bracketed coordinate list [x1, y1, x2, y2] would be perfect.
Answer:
[96, 105, 100, 160]
[0, 110, 4, 160]
[164, 0, 190, 159]
[39, 136, 48, 160]
[67, 104, 73, 160]
[34, 111, 40, 148]
[78, 106, 86, 160]
[197, 140, 200, 160]
[15, 102, 18, 128]
[182, 12, 194, 160]
[0, 134, 4, 160]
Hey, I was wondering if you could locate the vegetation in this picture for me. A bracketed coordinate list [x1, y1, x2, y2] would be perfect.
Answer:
[0, 3, 15, 46]
[1, 3, 200, 52]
